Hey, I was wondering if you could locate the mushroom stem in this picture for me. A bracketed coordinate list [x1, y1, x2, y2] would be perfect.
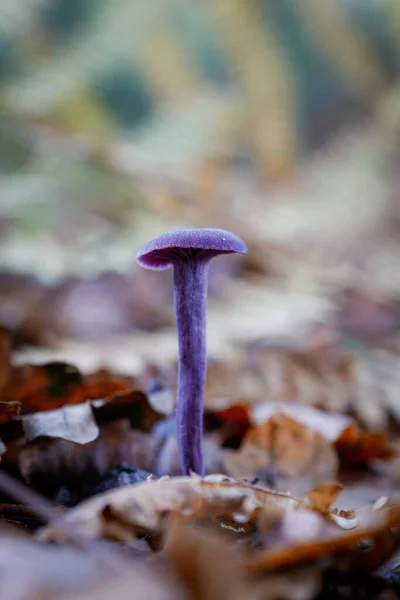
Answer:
[174, 258, 208, 475]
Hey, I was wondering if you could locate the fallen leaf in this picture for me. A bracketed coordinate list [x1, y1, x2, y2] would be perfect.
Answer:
[250, 403, 392, 467]
[38, 475, 299, 544]
[0, 504, 45, 531]
[223, 414, 338, 495]
[336, 423, 393, 465]
[18, 420, 161, 494]
[250, 402, 353, 442]
[21, 401, 99, 444]
[38, 475, 400, 577]
[300, 483, 344, 517]
[94, 389, 165, 432]
[166, 519, 257, 600]
[249, 500, 400, 572]
[1, 362, 133, 415]
[0, 401, 20, 424]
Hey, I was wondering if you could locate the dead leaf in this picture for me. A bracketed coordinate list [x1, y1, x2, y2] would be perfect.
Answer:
[166, 519, 256, 600]
[94, 389, 165, 432]
[0, 504, 45, 531]
[38, 475, 400, 578]
[38, 476, 298, 544]
[21, 402, 99, 444]
[0, 401, 20, 424]
[223, 414, 338, 495]
[250, 402, 353, 442]
[335, 423, 393, 465]
[18, 420, 161, 493]
[1, 362, 133, 415]
[300, 483, 344, 517]
[250, 403, 392, 467]
[248, 500, 400, 572]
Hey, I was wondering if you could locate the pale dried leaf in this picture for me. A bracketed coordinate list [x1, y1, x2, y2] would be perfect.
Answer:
[21, 402, 99, 444]
[38, 476, 298, 543]
[250, 402, 353, 441]
[223, 414, 338, 495]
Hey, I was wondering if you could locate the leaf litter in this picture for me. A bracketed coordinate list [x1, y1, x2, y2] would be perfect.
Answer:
[3, 311, 400, 598]
[1, 121, 400, 597]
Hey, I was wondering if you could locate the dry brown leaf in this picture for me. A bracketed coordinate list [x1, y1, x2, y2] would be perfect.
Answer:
[300, 483, 344, 517]
[21, 402, 99, 444]
[248, 501, 400, 572]
[1, 362, 133, 415]
[250, 404, 392, 467]
[0, 401, 20, 424]
[94, 389, 165, 432]
[38, 475, 400, 577]
[18, 420, 160, 491]
[335, 423, 393, 465]
[223, 414, 338, 495]
[166, 520, 253, 600]
[250, 402, 353, 441]
[38, 476, 299, 544]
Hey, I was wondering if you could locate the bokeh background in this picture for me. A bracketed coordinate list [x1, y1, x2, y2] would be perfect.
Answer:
[1, 0, 400, 405]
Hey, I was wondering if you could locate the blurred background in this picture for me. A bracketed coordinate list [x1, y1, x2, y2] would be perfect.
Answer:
[1, 0, 400, 405]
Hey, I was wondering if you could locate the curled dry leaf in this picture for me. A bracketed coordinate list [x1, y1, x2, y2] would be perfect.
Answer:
[94, 389, 165, 432]
[250, 402, 353, 442]
[335, 423, 393, 465]
[166, 520, 253, 600]
[249, 500, 400, 572]
[0, 401, 20, 424]
[38, 475, 299, 544]
[223, 414, 338, 495]
[18, 420, 161, 492]
[21, 401, 99, 444]
[165, 519, 308, 600]
[250, 403, 393, 467]
[38, 476, 400, 575]
[300, 483, 344, 518]
[0, 504, 46, 531]
[1, 362, 133, 415]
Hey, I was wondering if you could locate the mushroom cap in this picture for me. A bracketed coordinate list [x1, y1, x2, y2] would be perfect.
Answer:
[136, 228, 248, 270]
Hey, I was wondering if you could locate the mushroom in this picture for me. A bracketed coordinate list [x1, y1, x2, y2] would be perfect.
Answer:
[136, 228, 247, 475]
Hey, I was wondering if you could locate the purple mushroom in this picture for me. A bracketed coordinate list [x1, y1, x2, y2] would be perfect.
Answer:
[136, 228, 247, 475]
